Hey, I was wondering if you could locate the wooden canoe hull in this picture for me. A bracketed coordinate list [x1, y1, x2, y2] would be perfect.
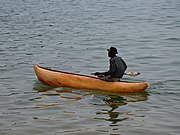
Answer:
[34, 64, 149, 93]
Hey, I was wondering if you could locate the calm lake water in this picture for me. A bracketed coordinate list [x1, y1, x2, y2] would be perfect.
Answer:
[0, 0, 180, 134]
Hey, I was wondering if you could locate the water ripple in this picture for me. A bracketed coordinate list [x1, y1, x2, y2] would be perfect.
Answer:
[0, 0, 180, 134]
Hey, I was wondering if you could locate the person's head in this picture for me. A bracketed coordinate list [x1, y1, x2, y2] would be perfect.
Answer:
[107, 47, 118, 58]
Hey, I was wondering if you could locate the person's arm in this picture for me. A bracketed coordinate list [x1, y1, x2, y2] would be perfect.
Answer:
[94, 59, 116, 76]
[94, 72, 104, 76]
[121, 58, 127, 70]
[104, 59, 116, 76]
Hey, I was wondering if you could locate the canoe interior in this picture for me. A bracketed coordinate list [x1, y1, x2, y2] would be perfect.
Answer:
[36, 65, 147, 84]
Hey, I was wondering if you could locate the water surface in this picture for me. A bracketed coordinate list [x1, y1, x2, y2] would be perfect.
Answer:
[0, 0, 180, 134]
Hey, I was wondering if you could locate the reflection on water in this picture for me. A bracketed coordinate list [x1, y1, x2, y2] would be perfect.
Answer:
[94, 92, 148, 126]
[95, 95, 128, 125]
[33, 81, 149, 126]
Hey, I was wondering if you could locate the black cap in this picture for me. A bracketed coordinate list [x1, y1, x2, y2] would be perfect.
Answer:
[107, 47, 118, 54]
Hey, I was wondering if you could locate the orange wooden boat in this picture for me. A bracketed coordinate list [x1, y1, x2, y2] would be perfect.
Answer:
[34, 64, 149, 93]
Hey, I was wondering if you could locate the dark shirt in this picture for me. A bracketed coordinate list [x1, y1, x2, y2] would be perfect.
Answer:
[104, 56, 127, 78]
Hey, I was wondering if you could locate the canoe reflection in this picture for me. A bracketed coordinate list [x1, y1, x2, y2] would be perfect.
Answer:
[34, 83, 148, 102]
[33, 82, 149, 125]
[92, 92, 148, 125]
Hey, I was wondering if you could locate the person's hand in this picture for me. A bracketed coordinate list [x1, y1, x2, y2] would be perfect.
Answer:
[94, 72, 101, 76]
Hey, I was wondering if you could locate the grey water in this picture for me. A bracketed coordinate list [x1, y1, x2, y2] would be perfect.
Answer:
[0, 0, 180, 134]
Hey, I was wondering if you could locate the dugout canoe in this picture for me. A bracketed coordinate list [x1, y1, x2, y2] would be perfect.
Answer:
[34, 64, 149, 93]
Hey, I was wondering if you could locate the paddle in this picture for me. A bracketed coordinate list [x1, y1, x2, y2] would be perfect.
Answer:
[124, 72, 140, 77]
[91, 72, 140, 77]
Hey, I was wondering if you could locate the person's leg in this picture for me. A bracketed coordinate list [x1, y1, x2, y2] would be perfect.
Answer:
[112, 78, 120, 82]
[97, 75, 117, 82]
